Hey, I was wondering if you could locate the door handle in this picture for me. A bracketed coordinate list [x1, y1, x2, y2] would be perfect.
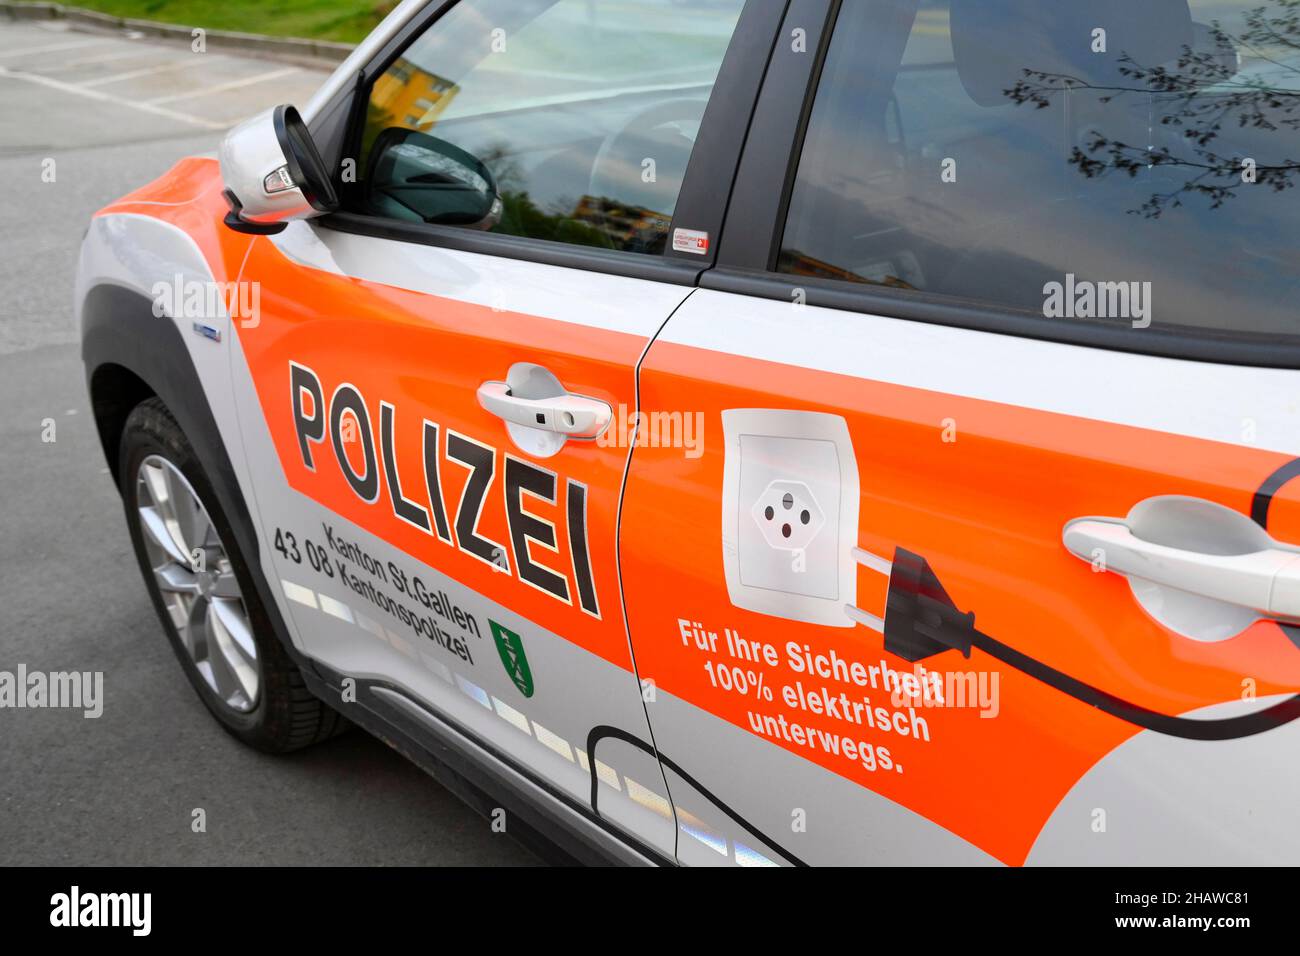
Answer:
[1062, 495, 1300, 641]
[476, 380, 611, 439]
[1063, 518, 1300, 616]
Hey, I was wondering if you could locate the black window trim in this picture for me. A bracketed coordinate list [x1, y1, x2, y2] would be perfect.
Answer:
[712, 0, 1300, 369]
[321, 210, 703, 285]
[715, 0, 839, 273]
[311, 0, 788, 288]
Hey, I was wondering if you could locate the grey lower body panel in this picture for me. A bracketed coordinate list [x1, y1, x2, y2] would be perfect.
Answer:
[301, 663, 671, 867]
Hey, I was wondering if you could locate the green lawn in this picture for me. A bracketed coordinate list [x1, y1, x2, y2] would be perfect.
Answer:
[59, 0, 399, 43]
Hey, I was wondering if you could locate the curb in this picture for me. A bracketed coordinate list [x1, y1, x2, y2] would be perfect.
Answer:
[0, 1, 357, 65]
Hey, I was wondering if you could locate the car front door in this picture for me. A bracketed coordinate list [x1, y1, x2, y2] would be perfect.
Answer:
[224, 0, 765, 860]
[620, 0, 1300, 866]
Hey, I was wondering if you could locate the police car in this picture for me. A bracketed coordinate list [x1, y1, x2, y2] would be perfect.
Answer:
[77, 0, 1300, 865]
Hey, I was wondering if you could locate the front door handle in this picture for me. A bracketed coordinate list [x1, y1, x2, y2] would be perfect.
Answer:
[476, 380, 611, 439]
[1063, 495, 1300, 641]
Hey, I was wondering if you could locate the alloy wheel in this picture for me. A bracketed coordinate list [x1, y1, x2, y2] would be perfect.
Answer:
[135, 455, 259, 712]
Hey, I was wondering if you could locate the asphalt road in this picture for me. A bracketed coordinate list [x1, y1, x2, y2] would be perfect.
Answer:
[0, 18, 537, 866]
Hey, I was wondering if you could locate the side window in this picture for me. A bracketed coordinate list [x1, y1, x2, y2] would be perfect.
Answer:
[779, 0, 1300, 338]
[357, 0, 745, 254]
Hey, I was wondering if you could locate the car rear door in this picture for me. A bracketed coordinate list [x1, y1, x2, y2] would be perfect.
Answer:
[224, 0, 778, 860]
[620, 0, 1300, 866]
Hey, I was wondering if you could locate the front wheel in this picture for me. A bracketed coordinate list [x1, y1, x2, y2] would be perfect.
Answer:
[120, 397, 346, 752]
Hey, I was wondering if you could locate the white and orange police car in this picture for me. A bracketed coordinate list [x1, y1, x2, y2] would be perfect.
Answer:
[77, 0, 1300, 865]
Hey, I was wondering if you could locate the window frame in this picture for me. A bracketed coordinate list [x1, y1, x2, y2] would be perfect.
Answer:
[314, 0, 787, 286]
[710, 0, 1300, 368]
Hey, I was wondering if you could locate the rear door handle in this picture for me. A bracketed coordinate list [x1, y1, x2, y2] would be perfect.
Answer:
[1062, 495, 1300, 641]
[1063, 518, 1300, 616]
[476, 380, 611, 439]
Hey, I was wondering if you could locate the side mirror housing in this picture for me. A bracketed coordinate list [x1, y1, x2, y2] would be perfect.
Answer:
[218, 104, 339, 235]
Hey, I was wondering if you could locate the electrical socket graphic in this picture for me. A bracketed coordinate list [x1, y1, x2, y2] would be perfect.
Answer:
[752, 480, 826, 552]
[722, 409, 859, 627]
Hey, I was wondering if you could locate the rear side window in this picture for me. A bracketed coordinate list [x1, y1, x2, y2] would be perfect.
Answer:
[779, 0, 1300, 337]
[357, 0, 744, 255]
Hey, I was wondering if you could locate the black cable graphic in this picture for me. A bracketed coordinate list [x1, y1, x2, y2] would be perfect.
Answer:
[1250, 456, 1300, 529]
[873, 486, 1300, 738]
[1251, 457, 1300, 650]
[586, 725, 809, 867]
[971, 628, 1300, 741]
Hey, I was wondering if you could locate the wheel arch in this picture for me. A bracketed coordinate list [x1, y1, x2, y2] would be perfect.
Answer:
[82, 284, 235, 500]
[81, 281, 315, 675]
[88, 359, 154, 488]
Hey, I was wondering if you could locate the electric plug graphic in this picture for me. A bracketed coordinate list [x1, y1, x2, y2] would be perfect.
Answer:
[845, 546, 976, 662]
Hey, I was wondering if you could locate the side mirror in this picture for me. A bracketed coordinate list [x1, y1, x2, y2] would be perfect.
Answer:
[219, 104, 338, 235]
[365, 127, 502, 229]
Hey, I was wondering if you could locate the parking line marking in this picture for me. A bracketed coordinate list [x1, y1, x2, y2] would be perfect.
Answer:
[62, 48, 154, 69]
[146, 66, 299, 104]
[0, 38, 109, 59]
[81, 60, 200, 88]
[0, 65, 227, 129]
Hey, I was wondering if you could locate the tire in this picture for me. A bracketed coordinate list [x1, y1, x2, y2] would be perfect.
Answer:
[120, 396, 347, 752]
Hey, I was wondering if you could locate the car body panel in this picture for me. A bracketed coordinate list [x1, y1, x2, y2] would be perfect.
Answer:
[225, 217, 689, 854]
[84, 157, 687, 855]
[619, 289, 1300, 865]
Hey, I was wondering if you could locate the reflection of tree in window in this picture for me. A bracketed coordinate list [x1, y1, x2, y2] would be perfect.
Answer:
[778, 249, 918, 288]
[1007, 0, 1300, 218]
[489, 190, 671, 253]
[474, 142, 672, 253]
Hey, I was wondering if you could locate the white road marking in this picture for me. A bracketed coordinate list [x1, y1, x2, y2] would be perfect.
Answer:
[0, 65, 227, 129]
[147, 67, 300, 104]
[80, 60, 203, 88]
[61, 47, 155, 69]
[0, 38, 108, 59]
